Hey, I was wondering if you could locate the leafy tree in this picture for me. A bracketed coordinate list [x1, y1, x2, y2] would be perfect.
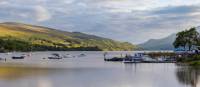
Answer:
[173, 31, 187, 50]
[173, 27, 199, 51]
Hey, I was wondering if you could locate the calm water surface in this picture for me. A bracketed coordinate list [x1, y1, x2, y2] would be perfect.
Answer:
[0, 51, 199, 87]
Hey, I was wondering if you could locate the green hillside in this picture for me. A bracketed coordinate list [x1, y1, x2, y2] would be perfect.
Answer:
[0, 22, 137, 52]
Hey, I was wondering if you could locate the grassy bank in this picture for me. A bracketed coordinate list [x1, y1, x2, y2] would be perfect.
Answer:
[175, 54, 200, 66]
[145, 52, 200, 66]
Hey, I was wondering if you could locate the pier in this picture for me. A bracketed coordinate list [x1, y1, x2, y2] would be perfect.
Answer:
[104, 52, 177, 63]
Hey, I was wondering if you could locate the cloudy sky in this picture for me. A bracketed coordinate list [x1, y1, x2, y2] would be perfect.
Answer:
[0, 0, 200, 44]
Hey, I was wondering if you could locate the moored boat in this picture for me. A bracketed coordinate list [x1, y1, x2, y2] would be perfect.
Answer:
[123, 53, 144, 63]
[63, 54, 73, 58]
[48, 53, 62, 59]
[12, 56, 25, 59]
[77, 54, 86, 57]
[104, 57, 124, 61]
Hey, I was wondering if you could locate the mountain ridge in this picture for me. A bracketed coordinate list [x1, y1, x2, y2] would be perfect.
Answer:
[138, 33, 176, 50]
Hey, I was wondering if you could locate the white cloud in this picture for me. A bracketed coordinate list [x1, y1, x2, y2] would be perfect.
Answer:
[34, 5, 51, 22]
[18, 13, 29, 18]
[88, 0, 200, 13]
[77, 2, 87, 7]
[63, 0, 74, 4]
[0, 1, 9, 5]
[36, 0, 47, 3]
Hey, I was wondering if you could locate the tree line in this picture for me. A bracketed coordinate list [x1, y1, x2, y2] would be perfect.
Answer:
[0, 37, 102, 52]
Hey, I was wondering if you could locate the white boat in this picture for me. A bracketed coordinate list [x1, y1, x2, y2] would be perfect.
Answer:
[63, 54, 73, 58]
[48, 53, 62, 59]
[123, 53, 143, 63]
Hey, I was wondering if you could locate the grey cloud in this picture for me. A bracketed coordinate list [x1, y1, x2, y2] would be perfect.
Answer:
[0, 0, 200, 44]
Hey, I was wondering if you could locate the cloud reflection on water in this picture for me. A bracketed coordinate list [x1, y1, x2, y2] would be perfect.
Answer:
[38, 78, 52, 87]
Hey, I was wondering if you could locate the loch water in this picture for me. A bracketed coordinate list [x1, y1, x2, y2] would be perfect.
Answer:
[0, 51, 198, 87]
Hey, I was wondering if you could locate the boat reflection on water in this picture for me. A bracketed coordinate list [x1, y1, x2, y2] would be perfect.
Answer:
[176, 66, 200, 87]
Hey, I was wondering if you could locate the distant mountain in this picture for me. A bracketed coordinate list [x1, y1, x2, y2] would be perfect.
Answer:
[138, 34, 176, 50]
[0, 22, 138, 52]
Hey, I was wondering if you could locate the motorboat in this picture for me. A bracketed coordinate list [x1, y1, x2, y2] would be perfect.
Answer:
[12, 56, 25, 59]
[48, 53, 62, 59]
[63, 54, 73, 58]
[123, 53, 143, 63]
[104, 57, 124, 61]
[77, 54, 86, 57]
